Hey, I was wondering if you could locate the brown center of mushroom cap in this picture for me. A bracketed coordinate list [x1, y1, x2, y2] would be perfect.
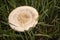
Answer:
[17, 13, 31, 24]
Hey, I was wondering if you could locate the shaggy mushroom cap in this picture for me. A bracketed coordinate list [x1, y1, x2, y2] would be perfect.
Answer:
[8, 6, 39, 32]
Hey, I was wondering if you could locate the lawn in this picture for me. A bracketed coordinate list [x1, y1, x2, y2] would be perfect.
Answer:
[0, 0, 60, 40]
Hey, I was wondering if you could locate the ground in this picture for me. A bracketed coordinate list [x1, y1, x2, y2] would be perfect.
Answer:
[0, 0, 60, 40]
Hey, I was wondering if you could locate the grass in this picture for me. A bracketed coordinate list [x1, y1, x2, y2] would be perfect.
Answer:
[0, 0, 60, 40]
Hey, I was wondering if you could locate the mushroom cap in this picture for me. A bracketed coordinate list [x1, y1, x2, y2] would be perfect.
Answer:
[8, 6, 39, 32]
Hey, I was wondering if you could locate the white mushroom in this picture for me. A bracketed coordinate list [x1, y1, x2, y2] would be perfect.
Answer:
[8, 6, 39, 32]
